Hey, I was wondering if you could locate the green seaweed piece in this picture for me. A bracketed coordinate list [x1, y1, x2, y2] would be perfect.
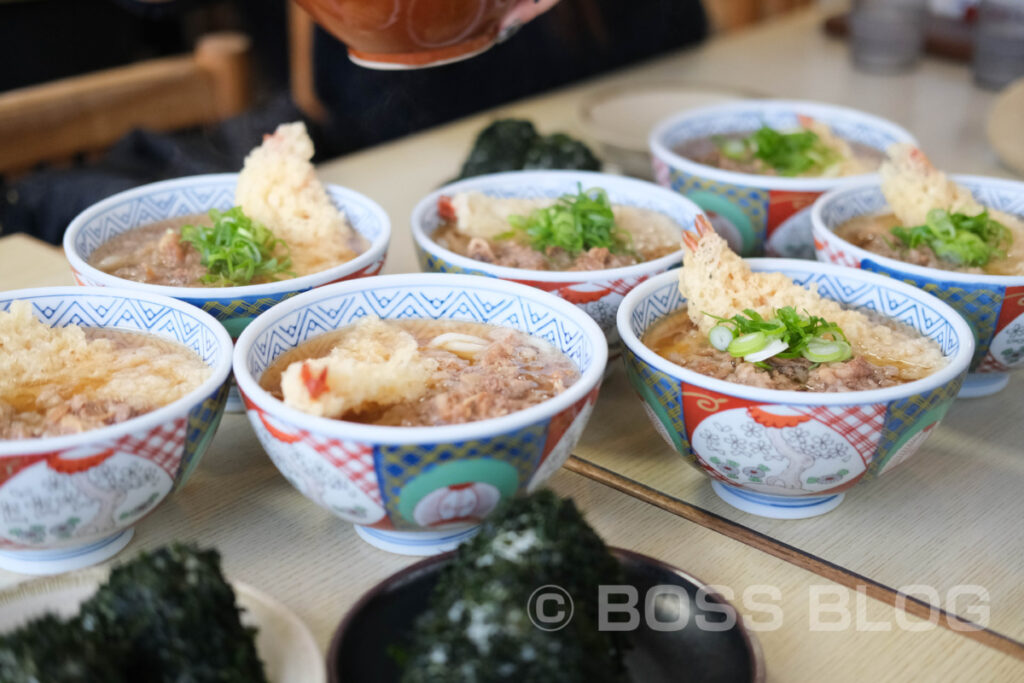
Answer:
[399, 490, 628, 683]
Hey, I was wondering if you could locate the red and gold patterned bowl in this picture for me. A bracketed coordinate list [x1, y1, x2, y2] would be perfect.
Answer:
[617, 261, 973, 519]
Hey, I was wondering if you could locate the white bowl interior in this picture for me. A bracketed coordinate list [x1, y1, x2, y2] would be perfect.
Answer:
[817, 175, 1024, 237]
[654, 100, 913, 158]
[411, 170, 699, 281]
[243, 279, 600, 380]
[65, 174, 389, 297]
[0, 287, 233, 455]
[623, 261, 972, 404]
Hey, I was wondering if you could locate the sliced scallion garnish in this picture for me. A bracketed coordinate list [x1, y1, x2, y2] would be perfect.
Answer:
[705, 306, 852, 367]
[709, 324, 734, 351]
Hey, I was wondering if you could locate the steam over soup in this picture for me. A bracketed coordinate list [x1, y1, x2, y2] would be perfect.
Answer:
[88, 122, 366, 287]
[259, 317, 580, 426]
[675, 118, 884, 178]
[432, 186, 680, 271]
[0, 302, 210, 439]
[649, 216, 946, 391]
[834, 145, 1024, 276]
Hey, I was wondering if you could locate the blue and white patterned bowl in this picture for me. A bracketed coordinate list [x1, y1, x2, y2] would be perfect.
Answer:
[410, 170, 702, 349]
[0, 287, 233, 574]
[812, 176, 1024, 398]
[617, 262, 974, 519]
[233, 273, 608, 555]
[64, 174, 391, 340]
[649, 100, 916, 258]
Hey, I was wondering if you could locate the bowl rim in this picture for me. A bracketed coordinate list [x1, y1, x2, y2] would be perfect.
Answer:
[810, 174, 1024, 285]
[409, 169, 700, 283]
[0, 286, 233, 456]
[576, 79, 762, 151]
[324, 546, 766, 683]
[648, 99, 918, 192]
[62, 173, 392, 299]
[232, 273, 609, 444]
[616, 260, 975, 406]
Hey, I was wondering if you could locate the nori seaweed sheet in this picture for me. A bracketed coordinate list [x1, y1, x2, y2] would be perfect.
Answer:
[79, 544, 267, 683]
[0, 614, 127, 683]
[0, 544, 266, 683]
[399, 490, 629, 683]
[457, 120, 602, 179]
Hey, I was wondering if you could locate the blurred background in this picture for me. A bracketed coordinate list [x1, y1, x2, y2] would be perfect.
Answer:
[0, 0, 994, 243]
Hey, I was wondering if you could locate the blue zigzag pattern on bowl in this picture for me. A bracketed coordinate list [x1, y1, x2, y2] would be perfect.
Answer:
[247, 285, 595, 376]
[661, 110, 904, 151]
[817, 186, 888, 229]
[819, 178, 1024, 231]
[0, 293, 225, 364]
[629, 271, 959, 357]
[860, 261, 1000, 367]
[73, 179, 384, 258]
[629, 280, 685, 336]
[790, 270, 960, 357]
[428, 178, 698, 225]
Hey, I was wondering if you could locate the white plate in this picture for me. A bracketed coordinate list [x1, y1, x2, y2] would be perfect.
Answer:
[0, 568, 325, 683]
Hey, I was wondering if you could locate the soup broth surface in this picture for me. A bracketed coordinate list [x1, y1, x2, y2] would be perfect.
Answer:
[835, 212, 1024, 276]
[674, 131, 885, 177]
[642, 306, 933, 392]
[261, 319, 580, 426]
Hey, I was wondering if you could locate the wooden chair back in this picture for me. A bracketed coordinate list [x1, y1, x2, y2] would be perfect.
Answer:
[0, 31, 252, 177]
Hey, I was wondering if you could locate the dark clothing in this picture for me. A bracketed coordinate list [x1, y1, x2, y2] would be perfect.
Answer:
[0, 0, 707, 243]
[314, 0, 708, 154]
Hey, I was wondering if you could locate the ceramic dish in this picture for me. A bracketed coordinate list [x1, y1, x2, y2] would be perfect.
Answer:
[0, 286, 232, 573]
[649, 99, 916, 258]
[410, 170, 702, 350]
[577, 81, 752, 179]
[812, 175, 1024, 398]
[327, 547, 765, 683]
[0, 568, 325, 683]
[232, 273, 607, 555]
[63, 174, 391, 411]
[617, 262, 974, 519]
[0, 287, 232, 574]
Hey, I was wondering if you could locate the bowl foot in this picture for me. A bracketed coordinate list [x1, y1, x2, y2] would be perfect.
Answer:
[711, 482, 844, 519]
[354, 525, 479, 556]
[0, 528, 134, 575]
[958, 372, 1009, 399]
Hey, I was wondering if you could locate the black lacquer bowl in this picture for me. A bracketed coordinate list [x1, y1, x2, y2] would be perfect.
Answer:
[327, 548, 765, 683]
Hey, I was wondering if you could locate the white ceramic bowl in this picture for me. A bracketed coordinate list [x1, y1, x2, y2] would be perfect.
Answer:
[0, 287, 233, 574]
[812, 175, 1024, 398]
[64, 174, 391, 339]
[410, 170, 702, 350]
[63, 174, 390, 411]
[617, 262, 974, 519]
[649, 100, 916, 258]
[233, 273, 608, 555]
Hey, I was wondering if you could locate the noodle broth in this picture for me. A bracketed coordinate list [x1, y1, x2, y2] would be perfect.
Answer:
[260, 319, 580, 426]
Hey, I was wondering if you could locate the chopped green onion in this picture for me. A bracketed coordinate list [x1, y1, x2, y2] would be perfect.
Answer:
[500, 184, 635, 257]
[802, 339, 852, 364]
[890, 208, 1012, 268]
[180, 207, 294, 286]
[745, 339, 789, 363]
[728, 332, 768, 357]
[709, 325, 734, 351]
[713, 126, 842, 176]
[705, 306, 852, 366]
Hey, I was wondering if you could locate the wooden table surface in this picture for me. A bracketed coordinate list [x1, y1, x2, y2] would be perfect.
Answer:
[2, 5, 1023, 681]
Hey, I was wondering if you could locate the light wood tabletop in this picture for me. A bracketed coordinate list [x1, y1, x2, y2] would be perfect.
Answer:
[2, 4, 1023, 681]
